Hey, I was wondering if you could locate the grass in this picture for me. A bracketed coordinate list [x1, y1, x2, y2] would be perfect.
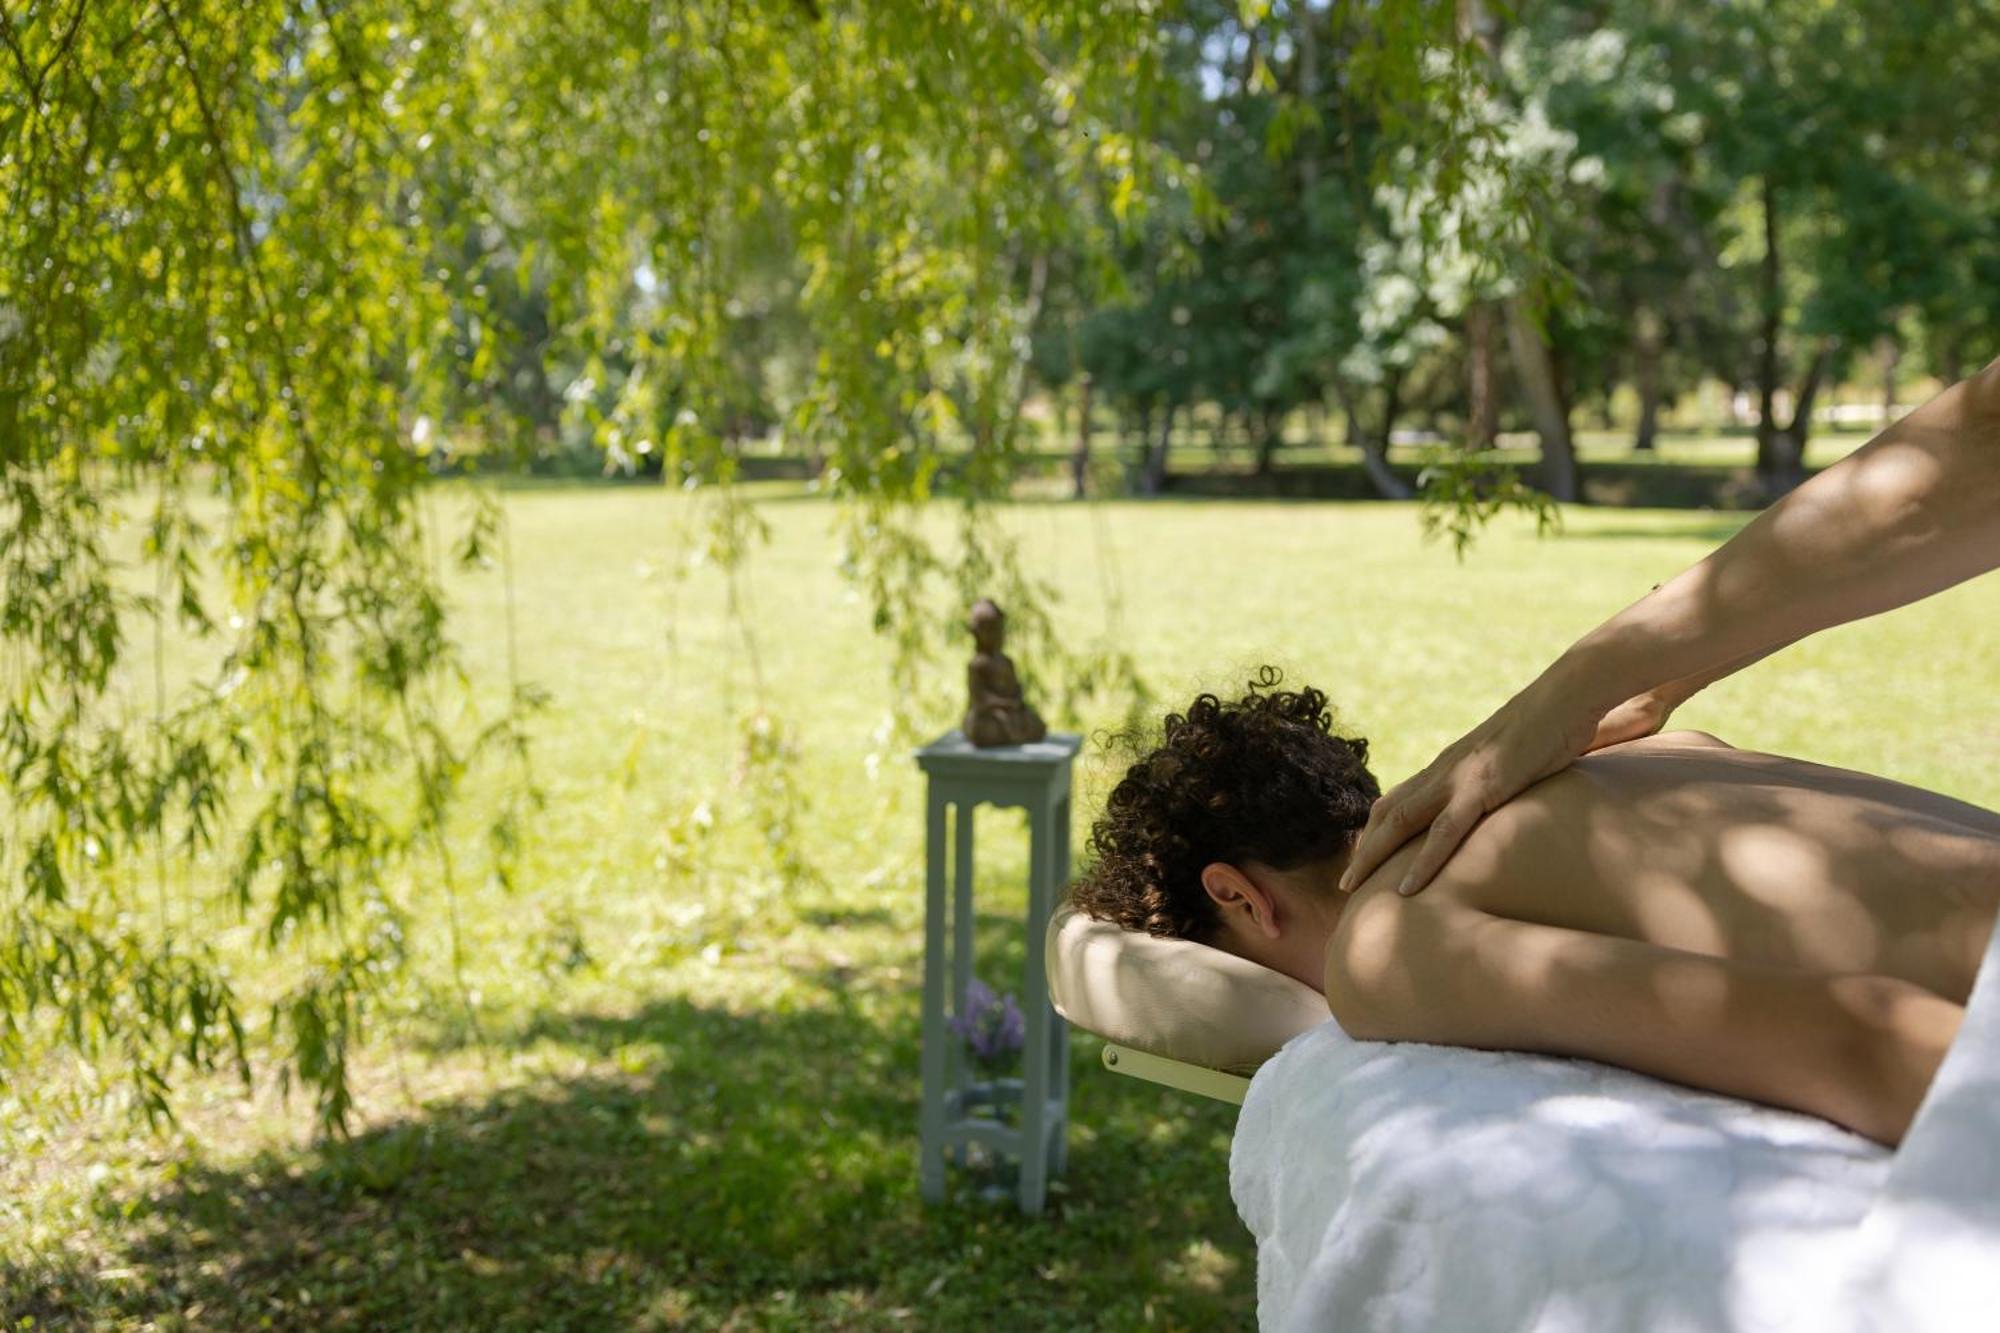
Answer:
[5, 477, 2000, 1330]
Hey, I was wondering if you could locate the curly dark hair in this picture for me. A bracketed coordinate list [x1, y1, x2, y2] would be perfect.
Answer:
[1067, 667, 1378, 943]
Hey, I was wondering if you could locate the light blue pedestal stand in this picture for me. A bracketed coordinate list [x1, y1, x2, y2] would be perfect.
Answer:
[915, 729, 1080, 1215]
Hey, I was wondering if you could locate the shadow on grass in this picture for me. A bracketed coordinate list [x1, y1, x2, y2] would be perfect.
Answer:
[796, 905, 898, 930]
[7, 988, 1253, 1331]
[1558, 515, 1756, 543]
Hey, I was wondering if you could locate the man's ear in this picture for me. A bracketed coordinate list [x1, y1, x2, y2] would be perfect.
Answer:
[1199, 862, 1281, 940]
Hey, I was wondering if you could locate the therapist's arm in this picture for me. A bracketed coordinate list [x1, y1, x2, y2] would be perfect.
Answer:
[1344, 356, 2000, 897]
[1563, 353, 2000, 713]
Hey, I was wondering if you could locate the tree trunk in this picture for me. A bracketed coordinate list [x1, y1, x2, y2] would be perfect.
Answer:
[1254, 407, 1282, 476]
[1880, 334, 1900, 427]
[1344, 375, 1413, 500]
[1358, 444, 1411, 499]
[1143, 402, 1174, 496]
[1763, 341, 1833, 500]
[1294, 0, 1319, 194]
[1342, 394, 1366, 450]
[1750, 176, 1832, 501]
[1936, 336, 1965, 388]
[1792, 344, 1832, 440]
[1129, 402, 1154, 494]
[1754, 173, 1788, 496]
[1070, 373, 1093, 499]
[1633, 306, 1663, 452]
[988, 252, 1049, 459]
[1465, 302, 1499, 450]
[1505, 299, 1579, 502]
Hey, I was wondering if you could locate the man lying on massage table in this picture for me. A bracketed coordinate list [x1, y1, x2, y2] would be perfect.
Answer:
[1068, 670, 2000, 1148]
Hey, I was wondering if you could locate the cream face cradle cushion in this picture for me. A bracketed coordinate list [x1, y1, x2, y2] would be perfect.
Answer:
[1044, 903, 1333, 1075]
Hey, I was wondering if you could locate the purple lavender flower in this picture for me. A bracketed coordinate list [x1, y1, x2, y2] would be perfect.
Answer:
[997, 993, 1024, 1049]
[949, 976, 1026, 1069]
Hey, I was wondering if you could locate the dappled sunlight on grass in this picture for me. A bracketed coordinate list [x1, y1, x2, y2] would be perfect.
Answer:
[6, 986, 1253, 1329]
[1170, 1236, 1244, 1294]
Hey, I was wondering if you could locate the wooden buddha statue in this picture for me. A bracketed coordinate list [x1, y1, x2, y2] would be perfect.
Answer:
[962, 598, 1047, 748]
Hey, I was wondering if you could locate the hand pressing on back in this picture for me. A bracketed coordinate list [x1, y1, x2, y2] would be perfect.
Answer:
[1344, 357, 2000, 901]
[1339, 663, 1639, 898]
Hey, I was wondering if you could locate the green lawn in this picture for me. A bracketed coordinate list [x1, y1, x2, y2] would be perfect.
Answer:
[6, 484, 2000, 1330]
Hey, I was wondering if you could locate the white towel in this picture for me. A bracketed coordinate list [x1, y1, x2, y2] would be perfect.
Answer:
[1233, 919, 2000, 1331]
[1841, 908, 2000, 1332]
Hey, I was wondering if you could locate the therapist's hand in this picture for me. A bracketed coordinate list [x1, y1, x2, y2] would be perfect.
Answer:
[1585, 687, 1679, 752]
[1339, 666, 1616, 898]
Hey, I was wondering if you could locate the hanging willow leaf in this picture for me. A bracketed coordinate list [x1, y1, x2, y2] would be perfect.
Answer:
[1, 0, 1474, 1130]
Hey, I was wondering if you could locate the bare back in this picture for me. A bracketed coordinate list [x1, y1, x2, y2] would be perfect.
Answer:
[1387, 732, 2000, 1005]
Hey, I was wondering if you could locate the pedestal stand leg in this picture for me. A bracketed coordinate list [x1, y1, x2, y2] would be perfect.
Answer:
[1049, 793, 1072, 1177]
[920, 789, 949, 1202]
[951, 799, 976, 1094]
[1017, 791, 1055, 1215]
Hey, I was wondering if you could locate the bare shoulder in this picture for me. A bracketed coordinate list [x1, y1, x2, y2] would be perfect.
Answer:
[1657, 728, 1733, 749]
[1323, 875, 1474, 1034]
[1599, 728, 1735, 753]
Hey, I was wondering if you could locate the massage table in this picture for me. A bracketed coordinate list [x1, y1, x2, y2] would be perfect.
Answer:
[1047, 904, 2000, 1331]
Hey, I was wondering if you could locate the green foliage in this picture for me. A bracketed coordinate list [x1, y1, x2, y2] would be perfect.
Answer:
[1067, 0, 1573, 538]
[0, 0, 536, 1130]
[1415, 446, 1563, 560]
[735, 710, 823, 893]
[1525, 0, 2000, 424]
[0, 0, 1251, 1129]
[8, 0, 1997, 1140]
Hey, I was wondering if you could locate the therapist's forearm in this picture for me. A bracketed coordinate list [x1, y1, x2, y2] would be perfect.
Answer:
[1556, 357, 2000, 711]
[1641, 642, 1786, 713]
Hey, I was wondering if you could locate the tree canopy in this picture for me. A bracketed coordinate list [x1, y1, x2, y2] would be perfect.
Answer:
[2, 0, 1323, 1128]
[4, 0, 1997, 1126]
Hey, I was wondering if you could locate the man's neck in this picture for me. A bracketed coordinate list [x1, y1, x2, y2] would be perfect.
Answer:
[1271, 897, 1344, 995]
